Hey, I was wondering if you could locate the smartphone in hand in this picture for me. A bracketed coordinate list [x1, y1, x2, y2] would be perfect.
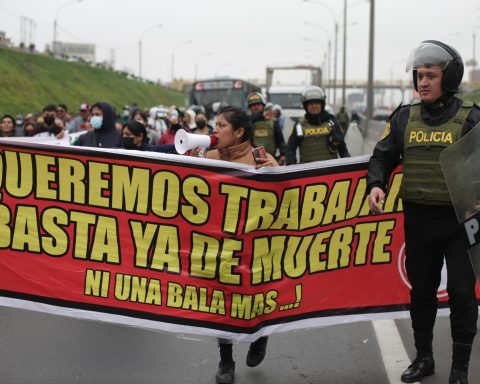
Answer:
[252, 146, 267, 164]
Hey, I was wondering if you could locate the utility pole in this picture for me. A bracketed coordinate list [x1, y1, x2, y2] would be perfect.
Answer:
[366, 0, 375, 124]
[342, 0, 347, 107]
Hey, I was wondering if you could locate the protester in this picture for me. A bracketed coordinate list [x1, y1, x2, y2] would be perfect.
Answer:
[191, 112, 213, 135]
[272, 104, 285, 131]
[121, 120, 176, 153]
[286, 86, 349, 164]
[14, 114, 24, 136]
[0, 115, 16, 137]
[119, 105, 130, 124]
[184, 109, 197, 130]
[199, 106, 277, 384]
[73, 101, 122, 148]
[54, 117, 66, 132]
[23, 121, 36, 137]
[33, 105, 64, 138]
[158, 107, 190, 145]
[67, 103, 90, 133]
[132, 109, 160, 145]
[56, 104, 71, 124]
[247, 92, 286, 164]
[367, 40, 480, 384]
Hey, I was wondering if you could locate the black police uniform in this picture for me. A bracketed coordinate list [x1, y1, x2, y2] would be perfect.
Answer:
[367, 96, 480, 351]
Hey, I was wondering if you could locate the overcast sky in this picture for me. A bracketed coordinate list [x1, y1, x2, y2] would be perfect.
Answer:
[1, 0, 480, 85]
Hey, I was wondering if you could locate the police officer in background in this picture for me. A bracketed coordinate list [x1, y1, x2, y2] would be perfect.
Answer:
[367, 40, 480, 384]
[337, 106, 350, 133]
[247, 92, 286, 165]
[286, 86, 349, 165]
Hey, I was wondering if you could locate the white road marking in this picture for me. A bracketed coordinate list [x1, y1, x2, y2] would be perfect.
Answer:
[373, 319, 418, 384]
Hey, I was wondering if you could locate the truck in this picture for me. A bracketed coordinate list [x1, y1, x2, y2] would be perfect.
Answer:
[265, 65, 323, 141]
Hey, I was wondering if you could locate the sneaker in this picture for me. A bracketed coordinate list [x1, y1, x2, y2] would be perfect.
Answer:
[215, 360, 235, 384]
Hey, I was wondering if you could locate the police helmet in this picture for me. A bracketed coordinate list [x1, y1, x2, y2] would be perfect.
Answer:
[406, 40, 463, 93]
[247, 92, 266, 107]
[301, 86, 326, 109]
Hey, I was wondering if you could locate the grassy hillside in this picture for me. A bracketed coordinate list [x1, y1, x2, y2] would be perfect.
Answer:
[462, 89, 480, 104]
[0, 47, 184, 116]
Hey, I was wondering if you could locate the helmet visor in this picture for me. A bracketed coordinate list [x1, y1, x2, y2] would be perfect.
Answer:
[405, 42, 453, 72]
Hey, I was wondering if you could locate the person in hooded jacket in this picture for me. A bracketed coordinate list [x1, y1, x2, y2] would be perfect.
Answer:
[74, 101, 122, 148]
[286, 86, 349, 164]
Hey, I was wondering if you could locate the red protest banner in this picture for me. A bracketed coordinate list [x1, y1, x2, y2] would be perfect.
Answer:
[0, 141, 475, 341]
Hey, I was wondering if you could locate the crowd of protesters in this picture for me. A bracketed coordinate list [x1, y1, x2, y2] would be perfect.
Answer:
[0, 102, 216, 152]
[1, 93, 347, 166]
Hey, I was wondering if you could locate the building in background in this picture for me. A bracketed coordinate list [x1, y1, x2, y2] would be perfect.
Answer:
[52, 42, 95, 62]
[470, 69, 480, 85]
[0, 31, 13, 48]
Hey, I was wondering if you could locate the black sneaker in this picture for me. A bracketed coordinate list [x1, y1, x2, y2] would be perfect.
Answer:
[246, 336, 268, 367]
[215, 360, 235, 384]
[401, 355, 435, 383]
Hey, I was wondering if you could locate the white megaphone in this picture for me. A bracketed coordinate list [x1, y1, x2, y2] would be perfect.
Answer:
[174, 129, 218, 154]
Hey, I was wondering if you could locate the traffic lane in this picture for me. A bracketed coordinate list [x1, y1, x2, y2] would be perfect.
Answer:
[1, 306, 478, 384]
[0, 307, 387, 384]
[0, 306, 212, 384]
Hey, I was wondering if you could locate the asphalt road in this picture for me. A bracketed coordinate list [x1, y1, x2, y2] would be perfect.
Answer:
[0, 306, 479, 384]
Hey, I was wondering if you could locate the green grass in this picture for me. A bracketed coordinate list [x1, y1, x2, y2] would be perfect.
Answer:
[461, 89, 480, 104]
[0, 47, 185, 116]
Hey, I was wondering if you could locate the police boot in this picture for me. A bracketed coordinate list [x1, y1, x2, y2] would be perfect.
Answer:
[216, 343, 235, 384]
[449, 342, 472, 384]
[246, 336, 268, 367]
[401, 332, 434, 383]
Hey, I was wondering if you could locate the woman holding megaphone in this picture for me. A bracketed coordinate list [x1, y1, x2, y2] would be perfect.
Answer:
[195, 106, 277, 384]
[204, 105, 278, 169]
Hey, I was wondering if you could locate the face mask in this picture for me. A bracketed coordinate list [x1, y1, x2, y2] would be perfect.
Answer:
[90, 116, 103, 130]
[195, 120, 207, 129]
[123, 137, 136, 149]
[44, 115, 55, 125]
[16, 120, 23, 126]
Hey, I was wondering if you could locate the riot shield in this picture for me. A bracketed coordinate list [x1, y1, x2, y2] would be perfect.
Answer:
[440, 121, 480, 281]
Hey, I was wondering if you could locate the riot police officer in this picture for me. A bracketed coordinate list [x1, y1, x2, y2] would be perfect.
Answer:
[286, 86, 349, 165]
[337, 106, 350, 133]
[367, 40, 480, 384]
[247, 92, 286, 164]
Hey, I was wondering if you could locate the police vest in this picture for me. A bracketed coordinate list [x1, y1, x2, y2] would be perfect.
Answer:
[402, 101, 473, 205]
[298, 117, 337, 163]
[338, 111, 349, 124]
[253, 119, 276, 156]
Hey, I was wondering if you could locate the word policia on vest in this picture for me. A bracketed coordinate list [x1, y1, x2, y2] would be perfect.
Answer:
[408, 130, 453, 144]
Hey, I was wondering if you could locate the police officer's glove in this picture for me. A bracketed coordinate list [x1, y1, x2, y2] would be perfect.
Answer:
[327, 135, 340, 154]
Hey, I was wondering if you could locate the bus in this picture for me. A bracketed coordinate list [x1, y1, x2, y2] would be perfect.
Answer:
[188, 78, 262, 117]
